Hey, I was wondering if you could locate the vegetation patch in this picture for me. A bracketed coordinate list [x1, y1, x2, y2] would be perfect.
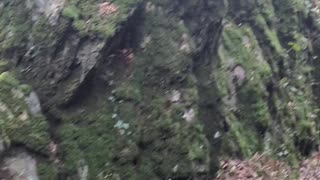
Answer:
[62, 0, 142, 37]
[0, 72, 50, 154]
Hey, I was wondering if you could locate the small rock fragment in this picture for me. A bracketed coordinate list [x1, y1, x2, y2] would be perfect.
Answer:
[25, 91, 42, 116]
[169, 90, 181, 103]
[182, 108, 196, 123]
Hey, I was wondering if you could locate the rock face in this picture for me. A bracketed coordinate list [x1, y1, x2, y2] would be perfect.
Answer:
[32, 0, 65, 23]
[0, 152, 39, 180]
[1, 0, 320, 179]
[0, 72, 50, 155]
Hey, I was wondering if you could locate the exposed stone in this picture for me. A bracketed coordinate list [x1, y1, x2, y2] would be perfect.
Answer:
[141, 35, 152, 49]
[25, 91, 42, 116]
[0, 152, 39, 180]
[17, 111, 29, 121]
[145, 2, 156, 12]
[182, 108, 196, 123]
[169, 90, 181, 103]
[231, 65, 246, 86]
[33, 0, 65, 24]
[77, 160, 89, 180]
[76, 40, 105, 82]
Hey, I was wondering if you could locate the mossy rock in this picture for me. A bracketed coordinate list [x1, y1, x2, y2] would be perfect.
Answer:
[62, 0, 142, 37]
[55, 5, 210, 179]
[0, 72, 50, 154]
[113, 82, 142, 102]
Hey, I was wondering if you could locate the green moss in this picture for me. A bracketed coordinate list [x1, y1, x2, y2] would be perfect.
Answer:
[113, 82, 142, 102]
[223, 24, 272, 77]
[188, 141, 207, 161]
[182, 88, 199, 105]
[231, 121, 261, 157]
[38, 162, 58, 180]
[73, 19, 87, 32]
[134, 11, 193, 89]
[0, 60, 8, 66]
[215, 52, 230, 98]
[0, 1, 32, 51]
[258, 0, 276, 23]
[0, 60, 9, 73]
[0, 72, 50, 153]
[19, 84, 33, 95]
[58, 103, 140, 179]
[272, 0, 301, 39]
[220, 7, 320, 164]
[56, 7, 209, 179]
[218, 23, 274, 157]
[0, 72, 19, 86]
[62, 0, 141, 37]
[0, 0, 66, 52]
[62, 6, 80, 19]
[255, 15, 283, 53]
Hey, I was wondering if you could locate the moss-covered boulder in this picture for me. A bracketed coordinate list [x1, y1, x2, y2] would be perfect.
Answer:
[0, 72, 50, 154]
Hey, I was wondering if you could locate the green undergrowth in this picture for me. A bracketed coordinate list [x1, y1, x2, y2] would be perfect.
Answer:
[62, 0, 141, 37]
[38, 161, 58, 180]
[219, 23, 272, 157]
[0, 1, 32, 51]
[272, 0, 304, 40]
[0, 0, 67, 53]
[124, 8, 209, 177]
[0, 71, 50, 154]
[217, 19, 319, 166]
[58, 107, 134, 179]
[58, 90, 208, 179]
[0, 59, 9, 73]
[57, 6, 209, 179]
[255, 15, 283, 54]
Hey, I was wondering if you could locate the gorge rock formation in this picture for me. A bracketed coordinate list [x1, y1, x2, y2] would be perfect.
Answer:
[1, 0, 320, 179]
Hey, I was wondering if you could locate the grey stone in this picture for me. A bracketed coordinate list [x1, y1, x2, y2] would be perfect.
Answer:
[25, 92, 42, 116]
[1, 152, 39, 180]
[32, 0, 65, 24]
